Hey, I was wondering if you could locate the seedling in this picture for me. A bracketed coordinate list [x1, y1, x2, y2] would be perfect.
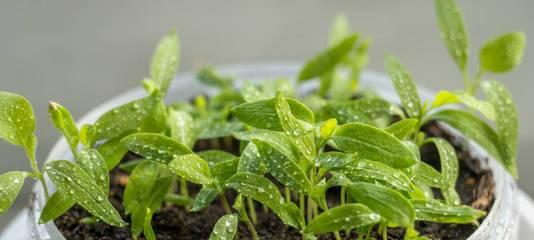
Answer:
[0, 0, 524, 239]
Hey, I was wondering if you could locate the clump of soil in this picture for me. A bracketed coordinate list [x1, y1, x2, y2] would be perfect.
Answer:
[52, 122, 494, 240]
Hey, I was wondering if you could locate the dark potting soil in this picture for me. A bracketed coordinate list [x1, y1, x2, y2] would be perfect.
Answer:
[53, 122, 495, 240]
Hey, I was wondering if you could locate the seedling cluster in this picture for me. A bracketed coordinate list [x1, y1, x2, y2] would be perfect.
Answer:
[0, 0, 525, 239]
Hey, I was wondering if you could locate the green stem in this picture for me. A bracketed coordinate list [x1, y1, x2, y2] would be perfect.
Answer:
[462, 68, 470, 92]
[247, 197, 257, 225]
[299, 194, 305, 219]
[180, 178, 189, 198]
[324, 204, 342, 240]
[220, 193, 232, 214]
[285, 187, 291, 202]
[468, 69, 485, 95]
[238, 198, 259, 240]
[26, 149, 49, 199]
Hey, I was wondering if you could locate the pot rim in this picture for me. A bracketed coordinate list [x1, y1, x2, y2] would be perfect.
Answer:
[27, 62, 518, 240]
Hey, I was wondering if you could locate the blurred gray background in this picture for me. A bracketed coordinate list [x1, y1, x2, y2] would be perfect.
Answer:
[1, 0, 532, 229]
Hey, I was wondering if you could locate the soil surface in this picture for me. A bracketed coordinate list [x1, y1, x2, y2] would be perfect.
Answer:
[53, 122, 495, 240]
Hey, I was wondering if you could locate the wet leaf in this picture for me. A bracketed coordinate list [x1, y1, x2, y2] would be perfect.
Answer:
[340, 160, 412, 192]
[435, 0, 469, 71]
[150, 31, 179, 95]
[333, 122, 417, 168]
[412, 199, 485, 223]
[76, 149, 109, 194]
[45, 160, 126, 227]
[198, 150, 237, 167]
[130, 177, 172, 237]
[39, 191, 74, 223]
[408, 162, 447, 189]
[348, 182, 415, 227]
[169, 154, 214, 185]
[325, 98, 396, 124]
[225, 173, 283, 214]
[0, 92, 36, 155]
[191, 186, 219, 212]
[482, 80, 518, 177]
[97, 136, 129, 170]
[121, 133, 192, 164]
[48, 101, 79, 153]
[197, 120, 243, 139]
[0, 171, 29, 213]
[209, 214, 239, 240]
[304, 204, 381, 234]
[233, 129, 300, 162]
[123, 161, 159, 215]
[237, 142, 265, 175]
[168, 109, 197, 148]
[426, 138, 460, 205]
[211, 158, 239, 184]
[431, 90, 496, 120]
[316, 152, 354, 169]
[479, 32, 525, 73]
[298, 34, 358, 81]
[384, 54, 422, 118]
[385, 119, 419, 140]
[310, 179, 328, 210]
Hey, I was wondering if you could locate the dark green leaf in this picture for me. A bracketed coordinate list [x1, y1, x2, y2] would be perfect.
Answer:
[39, 191, 74, 223]
[385, 119, 419, 140]
[191, 187, 219, 212]
[164, 193, 193, 206]
[121, 133, 192, 164]
[150, 31, 179, 95]
[211, 158, 239, 184]
[48, 101, 79, 153]
[209, 214, 239, 240]
[304, 204, 381, 234]
[333, 122, 417, 168]
[131, 177, 172, 237]
[0, 171, 29, 213]
[479, 32, 525, 73]
[310, 179, 328, 210]
[348, 182, 415, 227]
[45, 160, 126, 226]
[412, 199, 485, 223]
[298, 34, 358, 81]
[169, 154, 214, 185]
[123, 161, 159, 215]
[384, 54, 422, 118]
[76, 149, 109, 193]
[435, 0, 469, 71]
[198, 150, 237, 167]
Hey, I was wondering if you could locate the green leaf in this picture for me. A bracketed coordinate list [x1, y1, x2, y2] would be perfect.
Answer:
[304, 204, 381, 234]
[482, 80, 518, 176]
[79, 124, 97, 147]
[198, 67, 233, 89]
[253, 139, 311, 193]
[340, 160, 412, 192]
[169, 154, 214, 185]
[211, 158, 239, 184]
[430, 109, 503, 162]
[326, 98, 397, 125]
[76, 149, 109, 194]
[232, 97, 314, 131]
[298, 34, 358, 81]
[348, 182, 415, 227]
[426, 138, 460, 204]
[310, 179, 328, 210]
[0, 92, 36, 154]
[209, 214, 239, 240]
[191, 187, 219, 212]
[124, 161, 159, 214]
[151, 31, 179, 95]
[94, 93, 161, 141]
[0, 171, 28, 213]
[143, 209, 156, 240]
[237, 142, 265, 174]
[408, 162, 447, 189]
[118, 159, 144, 173]
[131, 177, 172, 237]
[39, 191, 74, 223]
[479, 32, 525, 73]
[329, 14, 350, 46]
[316, 152, 354, 169]
[333, 122, 417, 168]
[384, 54, 422, 118]
[233, 129, 300, 162]
[44, 160, 126, 226]
[385, 119, 419, 140]
[121, 133, 192, 164]
[48, 101, 79, 153]
[431, 90, 496, 120]
[197, 120, 243, 139]
[164, 193, 193, 206]
[275, 92, 315, 162]
[198, 150, 237, 167]
[412, 199, 485, 223]
[435, 0, 469, 71]
[97, 136, 129, 170]
[168, 109, 197, 148]
[279, 202, 306, 229]
[225, 173, 283, 213]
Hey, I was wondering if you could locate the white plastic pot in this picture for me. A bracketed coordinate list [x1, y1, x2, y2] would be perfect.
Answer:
[16, 63, 519, 239]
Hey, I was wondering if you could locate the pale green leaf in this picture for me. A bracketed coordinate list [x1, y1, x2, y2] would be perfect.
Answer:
[341, 160, 412, 192]
[225, 173, 283, 213]
[169, 154, 214, 185]
[168, 109, 197, 148]
[333, 122, 417, 168]
[431, 90, 496, 120]
[233, 129, 300, 162]
[0, 171, 28, 213]
[482, 80, 518, 176]
[412, 199, 485, 223]
[151, 31, 179, 94]
[237, 142, 265, 174]
[384, 54, 422, 118]
[198, 150, 237, 167]
[435, 0, 469, 71]
[407, 162, 447, 189]
[304, 204, 381, 234]
[479, 32, 525, 73]
[426, 138, 460, 205]
[121, 133, 192, 164]
[385, 119, 419, 140]
[143, 209, 156, 240]
[0, 92, 36, 154]
[209, 214, 239, 240]
[326, 98, 396, 125]
[198, 67, 233, 89]
[310, 179, 328, 210]
[316, 152, 354, 169]
[48, 101, 79, 153]
[44, 160, 126, 227]
[329, 14, 350, 46]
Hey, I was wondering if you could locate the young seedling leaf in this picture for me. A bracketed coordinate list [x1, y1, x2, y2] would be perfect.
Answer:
[329, 14, 350, 46]
[191, 187, 220, 212]
[333, 122, 417, 168]
[435, 0, 469, 71]
[94, 93, 161, 141]
[426, 138, 460, 205]
[39, 191, 75, 223]
[412, 199, 485, 223]
[123, 161, 159, 214]
[316, 152, 354, 169]
[430, 109, 503, 162]
[233, 130, 300, 162]
[408, 162, 447, 189]
[97, 135, 129, 170]
[237, 142, 265, 174]
[143, 209, 156, 240]
[348, 182, 415, 227]
[298, 34, 358, 81]
[197, 67, 234, 89]
[211, 158, 239, 184]
[76, 148, 109, 193]
[198, 150, 237, 167]
[79, 124, 96, 147]
[385, 119, 419, 140]
[479, 32, 525, 73]
[169, 154, 214, 185]
[208, 214, 239, 240]
[196, 120, 244, 140]
[151, 31, 179, 95]
[340, 160, 412, 192]
[325, 98, 396, 125]
[431, 90, 496, 120]
[45, 160, 126, 227]
[131, 177, 173, 237]
[482, 80, 518, 177]
[225, 173, 283, 213]
[0, 92, 37, 155]
[304, 204, 381, 234]
[310, 179, 328, 210]
[0, 171, 28, 213]
[384, 54, 422, 118]
[48, 101, 79, 153]
[121, 133, 192, 164]
[168, 109, 197, 148]
[253, 139, 311, 193]
[164, 193, 193, 206]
